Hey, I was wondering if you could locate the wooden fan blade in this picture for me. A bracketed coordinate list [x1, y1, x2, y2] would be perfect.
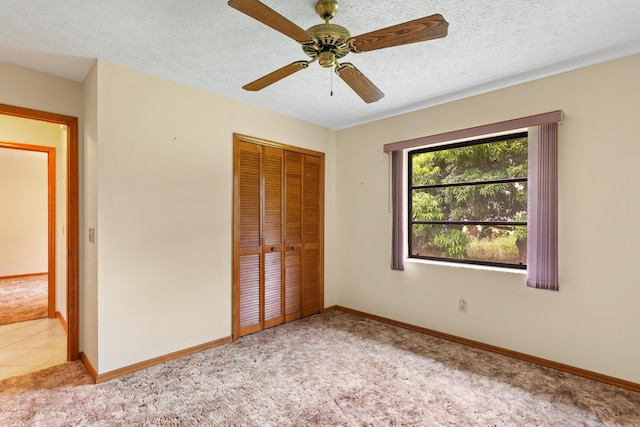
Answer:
[243, 61, 310, 91]
[228, 0, 315, 44]
[348, 14, 448, 53]
[335, 63, 384, 103]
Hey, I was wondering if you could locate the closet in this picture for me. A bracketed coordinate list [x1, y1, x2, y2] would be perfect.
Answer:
[233, 134, 324, 339]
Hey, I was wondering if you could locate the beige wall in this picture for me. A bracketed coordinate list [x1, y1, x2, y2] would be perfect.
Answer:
[333, 53, 640, 383]
[0, 61, 84, 118]
[0, 147, 47, 276]
[93, 60, 336, 373]
[81, 62, 99, 366]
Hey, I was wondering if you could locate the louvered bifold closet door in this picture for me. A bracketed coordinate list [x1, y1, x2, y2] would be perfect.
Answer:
[234, 141, 263, 337]
[234, 134, 324, 339]
[262, 147, 285, 329]
[302, 155, 322, 317]
[284, 151, 303, 322]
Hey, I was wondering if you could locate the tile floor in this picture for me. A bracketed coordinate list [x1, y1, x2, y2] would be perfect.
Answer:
[0, 317, 67, 381]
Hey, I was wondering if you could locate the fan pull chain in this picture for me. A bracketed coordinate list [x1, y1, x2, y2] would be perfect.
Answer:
[330, 66, 333, 96]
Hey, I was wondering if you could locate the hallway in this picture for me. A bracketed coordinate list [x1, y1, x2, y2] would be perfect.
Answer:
[0, 317, 66, 381]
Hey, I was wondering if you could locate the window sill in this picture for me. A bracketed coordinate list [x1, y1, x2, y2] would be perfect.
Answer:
[404, 257, 527, 275]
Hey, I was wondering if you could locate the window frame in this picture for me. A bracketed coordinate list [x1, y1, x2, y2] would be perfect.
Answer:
[407, 131, 528, 270]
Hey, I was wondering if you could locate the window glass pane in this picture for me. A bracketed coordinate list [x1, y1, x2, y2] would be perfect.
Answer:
[412, 182, 527, 222]
[411, 224, 527, 266]
[411, 138, 528, 186]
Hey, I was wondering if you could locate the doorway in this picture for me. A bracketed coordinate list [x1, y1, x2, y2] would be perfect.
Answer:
[0, 143, 54, 323]
[0, 103, 79, 361]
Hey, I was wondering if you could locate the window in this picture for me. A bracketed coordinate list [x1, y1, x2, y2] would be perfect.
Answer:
[408, 132, 528, 269]
[387, 111, 560, 288]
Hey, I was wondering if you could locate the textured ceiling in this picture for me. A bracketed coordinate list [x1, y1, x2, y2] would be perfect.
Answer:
[1, 0, 639, 129]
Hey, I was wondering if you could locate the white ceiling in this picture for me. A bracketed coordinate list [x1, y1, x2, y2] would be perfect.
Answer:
[1, 1, 639, 130]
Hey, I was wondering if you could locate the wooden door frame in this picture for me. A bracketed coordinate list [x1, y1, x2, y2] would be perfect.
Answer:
[0, 103, 79, 361]
[0, 141, 56, 318]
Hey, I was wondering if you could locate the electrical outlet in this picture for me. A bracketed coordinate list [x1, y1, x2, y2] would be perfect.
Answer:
[458, 298, 467, 313]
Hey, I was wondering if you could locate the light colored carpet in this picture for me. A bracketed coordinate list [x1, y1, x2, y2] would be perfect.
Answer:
[0, 310, 638, 426]
[0, 275, 47, 326]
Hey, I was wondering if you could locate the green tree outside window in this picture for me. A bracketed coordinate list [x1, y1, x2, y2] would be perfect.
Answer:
[409, 133, 527, 267]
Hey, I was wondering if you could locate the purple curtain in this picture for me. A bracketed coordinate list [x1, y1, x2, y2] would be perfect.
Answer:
[527, 124, 559, 290]
[391, 151, 404, 270]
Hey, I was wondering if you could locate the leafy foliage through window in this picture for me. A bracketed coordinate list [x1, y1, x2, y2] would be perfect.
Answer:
[409, 132, 528, 269]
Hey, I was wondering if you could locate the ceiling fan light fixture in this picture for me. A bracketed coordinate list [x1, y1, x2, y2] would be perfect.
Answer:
[318, 51, 336, 68]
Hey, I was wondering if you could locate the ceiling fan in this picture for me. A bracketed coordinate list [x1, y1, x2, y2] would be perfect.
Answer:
[228, 0, 448, 103]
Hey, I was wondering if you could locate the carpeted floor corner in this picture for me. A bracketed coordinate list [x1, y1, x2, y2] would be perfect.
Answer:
[1, 310, 638, 425]
[0, 275, 48, 326]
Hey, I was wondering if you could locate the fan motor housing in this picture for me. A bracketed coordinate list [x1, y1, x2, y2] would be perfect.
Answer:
[302, 23, 351, 65]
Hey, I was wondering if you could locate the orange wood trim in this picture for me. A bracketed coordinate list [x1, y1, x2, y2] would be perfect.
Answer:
[259, 144, 265, 330]
[234, 133, 325, 158]
[79, 352, 98, 383]
[0, 103, 76, 124]
[94, 336, 233, 383]
[66, 116, 80, 361]
[55, 310, 68, 334]
[318, 154, 325, 313]
[324, 305, 640, 393]
[264, 317, 283, 330]
[0, 272, 47, 280]
[232, 138, 241, 340]
[284, 313, 301, 323]
[0, 104, 80, 363]
[0, 141, 54, 152]
[239, 323, 263, 337]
